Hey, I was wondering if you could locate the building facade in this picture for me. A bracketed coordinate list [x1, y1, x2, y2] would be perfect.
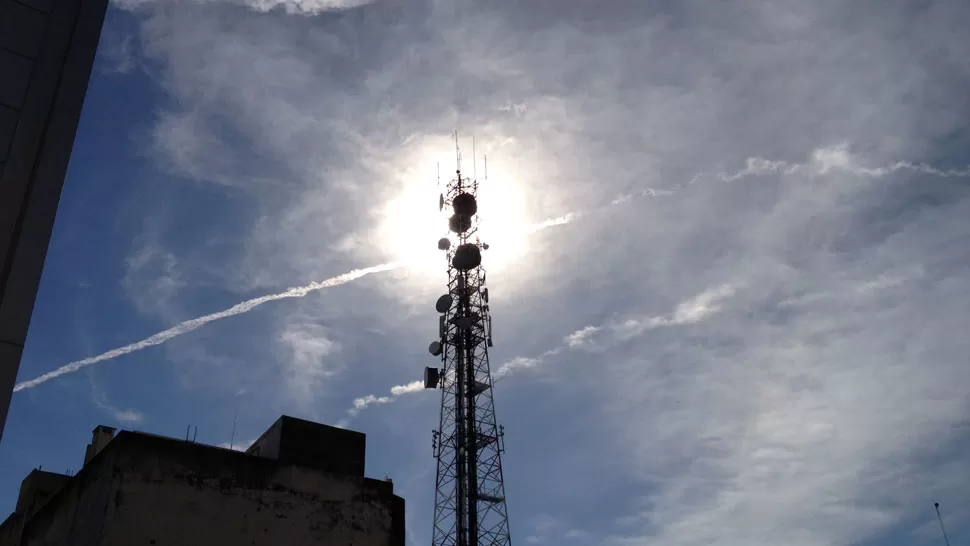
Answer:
[0, 416, 406, 546]
[0, 0, 109, 441]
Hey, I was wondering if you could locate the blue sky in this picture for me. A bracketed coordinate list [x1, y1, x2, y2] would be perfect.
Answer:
[2, 0, 970, 545]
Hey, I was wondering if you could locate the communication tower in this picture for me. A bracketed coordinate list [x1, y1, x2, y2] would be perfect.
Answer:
[423, 139, 511, 546]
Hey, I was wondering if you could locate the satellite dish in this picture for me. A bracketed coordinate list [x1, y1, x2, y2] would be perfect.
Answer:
[438, 237, 451, 251]
[452, 244, 482, 271]
[482, 243, 490, 250]
[452, 193, 478, 217]
[428, 341, 443, 356]
[435, 294, 453, 313]
[455, 316, 474, 329]
[439, 193, 444, 211]
[449, 214, 472, 234]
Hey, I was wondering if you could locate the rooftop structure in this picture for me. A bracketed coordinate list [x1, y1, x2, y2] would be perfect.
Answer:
[0, 415, 405, 546]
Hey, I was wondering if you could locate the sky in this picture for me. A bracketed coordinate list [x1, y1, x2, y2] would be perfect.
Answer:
[2, 0, 970, 545]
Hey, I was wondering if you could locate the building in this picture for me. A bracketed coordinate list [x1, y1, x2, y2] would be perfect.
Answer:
[0, 0, 110, 440]
[0, 416, 406, 546]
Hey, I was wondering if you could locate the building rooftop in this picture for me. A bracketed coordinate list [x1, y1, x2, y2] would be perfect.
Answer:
[0, 416, 404, 546]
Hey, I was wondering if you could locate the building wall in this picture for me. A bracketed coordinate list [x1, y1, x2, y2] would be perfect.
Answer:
[14, 471, 71, 518]
[17, 433, 405, 546]
[247, 416, 367, 477]
[0, 513, 25, 546]
[0, 0, 109, 441]
[17, 452, 115, 546]
[279, 416, 367, 476]
[246, 417, 283, 460]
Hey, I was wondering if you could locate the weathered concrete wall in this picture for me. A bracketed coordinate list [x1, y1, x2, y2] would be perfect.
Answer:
[247, 415, 367, 477]
[0, 0, 109, 441]
[18, 448, 116, 546]
[12, 432, 404, 546]
[246, 416, 283, 459]
[14, 471, 71, 518]
[0, 513, 24, 546]
[101, 434, 401, 546]
[280, 416, 367, 476]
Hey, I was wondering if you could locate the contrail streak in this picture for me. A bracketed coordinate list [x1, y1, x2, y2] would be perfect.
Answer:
[337, 282, 737, 424]
[332, 149, 970, 423]
[14, 208, 593, 393]
[14, 262, 402, 392]
[18, 149, 970, 393]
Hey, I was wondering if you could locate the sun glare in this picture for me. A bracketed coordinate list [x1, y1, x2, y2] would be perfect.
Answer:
[375, 147, 530, 279]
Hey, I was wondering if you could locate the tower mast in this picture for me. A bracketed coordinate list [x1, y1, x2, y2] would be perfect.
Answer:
[424, 139, 511, 546]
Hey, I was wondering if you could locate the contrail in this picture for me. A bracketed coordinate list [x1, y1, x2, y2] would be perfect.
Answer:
[338, 283, 736, 424]
[17, 149, 970, 393]
[14, 262, 403, 392]
[14, 209, 596, 393]
[334, 379, 425, 428]
[330, 149, 970, 424]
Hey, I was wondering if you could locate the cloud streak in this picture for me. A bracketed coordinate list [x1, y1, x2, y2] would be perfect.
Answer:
[15, 262, 401, 392]
[335, 379, 425, 428]
[90, 379, 147, 425]
[13, 191, 657, 393]
[496, 283, 736, 379]
[15, 152, 968, 393]
[340, 282, 735, 424]
[116, 0, 370, 16]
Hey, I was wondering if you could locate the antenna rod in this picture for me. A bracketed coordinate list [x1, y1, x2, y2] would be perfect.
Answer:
[935, 502, 951, 546]
[230, 406, 238, 450]
[455, 129, 461, 173]
[473, 136, 477, 181]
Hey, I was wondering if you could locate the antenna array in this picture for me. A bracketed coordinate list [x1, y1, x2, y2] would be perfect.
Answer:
[423, 136, 511, 546]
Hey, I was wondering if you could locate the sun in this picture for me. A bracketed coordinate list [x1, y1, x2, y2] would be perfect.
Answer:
[374, 147, 530, 278]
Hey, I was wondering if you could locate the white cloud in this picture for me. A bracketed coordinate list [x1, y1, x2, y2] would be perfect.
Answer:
[123, 241, 185, 317]
[113, 410, 147, 425]
[115, 0, 370, 15]
[217, 438, 254, 451]
[98, 31, 137, 74]
[55, 2, 970, 546]
[496, 284, 735, 380]
[90, 380, 147, 426]
[339, 379, 428, 426]
[390, 380, 424, 396]
[670, 284, 735, 325]
[564, 325, 601, 348]
[277, 320, 341, 408]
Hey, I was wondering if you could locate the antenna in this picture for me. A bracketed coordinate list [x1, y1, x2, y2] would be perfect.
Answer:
[192, 425, 198, 443]
[425, 144, 511, 546]
[484, 154, 488, 181]
[229, 406, 238, 451]
[455, 129, 461, 173]
[935, 502, 951, 546]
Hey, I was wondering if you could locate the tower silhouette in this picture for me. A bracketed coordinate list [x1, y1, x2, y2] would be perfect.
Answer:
[424, 138, 511, 546]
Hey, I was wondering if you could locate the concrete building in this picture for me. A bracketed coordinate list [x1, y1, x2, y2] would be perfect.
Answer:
[0, 416, 406, 546]
[0, 0, 110, 440]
